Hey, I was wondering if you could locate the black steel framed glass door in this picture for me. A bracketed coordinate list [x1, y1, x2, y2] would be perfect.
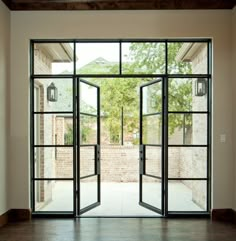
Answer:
[77, 78, 101, 215]
[139, 79, 164, 215]
[31, 39, 211, 217]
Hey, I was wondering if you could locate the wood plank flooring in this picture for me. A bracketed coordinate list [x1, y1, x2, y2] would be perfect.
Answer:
[0, 218, 235, 241]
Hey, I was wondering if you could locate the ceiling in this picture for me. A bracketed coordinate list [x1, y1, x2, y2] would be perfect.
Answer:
[2, 0, 236, 11]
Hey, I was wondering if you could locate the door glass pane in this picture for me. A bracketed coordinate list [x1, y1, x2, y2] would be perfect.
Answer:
[76, 43, 119, 74]
[80, 175, 98, 210]
[143, 115, 162, 145]
[168, 147, 207, 178]
[35, 180, 73, 212]
[122, 42, 165, 74]
[34, 114, 73, 145]
[80, 82, 98, 115]
[34, 79, 73, 112]
[142, 81, 162, 115]
[80, 115, 97, 145]
[167, 42, 208, 74]
[145, 146, 162, 177]
[168, 180, 207, 211]
[168, 78, 208, 112]
[34, 147, 73, 178]
[80, 146, 95, 177]
[34, 43, 74, 75]
[168, 114, 207, 145]
[142, 176, 162, 209]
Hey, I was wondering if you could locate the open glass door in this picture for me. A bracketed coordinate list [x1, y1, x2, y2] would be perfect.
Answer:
[139, 79, 164, 215]
[78, 78, 101, 215]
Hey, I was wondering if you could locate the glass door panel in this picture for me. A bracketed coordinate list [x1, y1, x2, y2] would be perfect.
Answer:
[139, 79, 164, 215]
[78, 79, 101, 215]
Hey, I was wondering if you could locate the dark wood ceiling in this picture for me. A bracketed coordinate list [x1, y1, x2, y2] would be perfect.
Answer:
[2, 0, 236, 11]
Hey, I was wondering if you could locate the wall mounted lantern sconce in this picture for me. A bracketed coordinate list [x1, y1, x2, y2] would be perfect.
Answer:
[47, 82, 58, 102]
[195, 78, 207, 96]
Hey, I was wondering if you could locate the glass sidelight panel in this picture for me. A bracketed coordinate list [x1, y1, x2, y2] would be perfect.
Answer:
[168, 147, 207, 178]
[34, 114, 73, 146]
[168, 113, 207, 145]
[34, 79, 73, 112]
[168, 180, 207, 211]
[80, 176, 98, 210]
[34, 147, 73, 178]
[168, 78, 208, 112]
[142, 176, 162, 209]
[35, 180, 73, 212]
[34, 43, 74, 75]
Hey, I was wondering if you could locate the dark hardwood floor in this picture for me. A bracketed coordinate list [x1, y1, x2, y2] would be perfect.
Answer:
[0, 218, 235, 241]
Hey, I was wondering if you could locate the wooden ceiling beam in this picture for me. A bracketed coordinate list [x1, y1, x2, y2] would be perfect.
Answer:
[3, 0, 236, 11]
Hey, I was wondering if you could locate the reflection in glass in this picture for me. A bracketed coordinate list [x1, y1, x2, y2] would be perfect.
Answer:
[122, 42, 165, 74]
[34, 43, 74, 75]
[142, 81, 162, 115]
[168, 180, 206, 211]
[168, 78, 207, 112]
[76, 43, 119, 74]
[143, 115, 162, 145]
[34, 147, 73, 178]
[80, 176, 98, 210]
[145, 146, 162, 177]
[35, 181, 73, 212]
[34, 114, 73, 145]
[80, 146, 95, 177]
[142, 176, 161, 209]
[168, 147, 207, 178]
[168, 114, 207, 145]
[80, 82, 97, 115]
[34, 79, 73, 112]
[80, 115, 97, 145]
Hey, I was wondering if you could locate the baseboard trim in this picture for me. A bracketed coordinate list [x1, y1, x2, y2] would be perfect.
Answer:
[0, 209, 31, 228]
[0, 211, 8, 228]
[212, 209, 236, 224]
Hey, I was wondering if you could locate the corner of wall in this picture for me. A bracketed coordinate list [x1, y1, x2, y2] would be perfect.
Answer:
[0, 0, 10, 215]
[232, 6, 236, 211]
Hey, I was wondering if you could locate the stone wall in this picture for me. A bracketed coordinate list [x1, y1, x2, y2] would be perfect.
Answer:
[179, 43, 208, 210]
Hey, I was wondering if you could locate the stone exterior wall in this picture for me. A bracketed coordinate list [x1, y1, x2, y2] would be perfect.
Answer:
[191, 44, 208, 210]
[179, 44, 208, 210]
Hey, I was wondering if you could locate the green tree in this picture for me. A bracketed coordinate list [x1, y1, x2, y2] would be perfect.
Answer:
[78, 42, 193, 144]
[127, 42, 193, 140]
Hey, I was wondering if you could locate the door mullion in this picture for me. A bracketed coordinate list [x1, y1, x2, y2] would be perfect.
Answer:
[76, 77, 80, 216]
[163, 77, 168, 217]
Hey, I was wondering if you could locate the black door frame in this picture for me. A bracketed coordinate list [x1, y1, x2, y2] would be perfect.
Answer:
[30, 39, 212, 218]
[77, 78, 101, 215]
[139, 78, 164, 215]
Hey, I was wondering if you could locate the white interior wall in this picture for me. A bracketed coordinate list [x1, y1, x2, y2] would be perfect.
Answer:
[0, 1, 10, 215]
[233, 7, 236, 210]
[10, 10, 234, 210]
